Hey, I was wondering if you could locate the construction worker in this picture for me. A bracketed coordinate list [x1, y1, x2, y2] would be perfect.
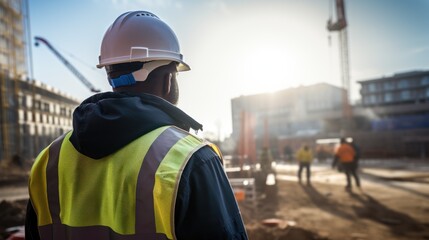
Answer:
[25, 11, 248, 240]
[349, 138, 361, 172]
[332, 138, 361, 190]
[295, 145, 313, 185]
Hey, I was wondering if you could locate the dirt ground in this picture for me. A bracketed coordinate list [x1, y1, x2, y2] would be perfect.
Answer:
[238, 163, 429, 240]
[0, 200, 27, 240]
[1, 161, 429, 240]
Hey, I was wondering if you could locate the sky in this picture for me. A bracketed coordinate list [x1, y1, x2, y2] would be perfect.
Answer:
[28, 0, 429, 140]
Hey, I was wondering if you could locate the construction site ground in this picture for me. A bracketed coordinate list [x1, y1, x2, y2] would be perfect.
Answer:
[1, 159, 429, 240]
[241, 160, 429, 240]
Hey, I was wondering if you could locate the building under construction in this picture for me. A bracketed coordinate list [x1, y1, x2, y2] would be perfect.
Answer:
[354, 70, 429, 158]
[0, 0, 79, 162]
[231, 83, 346, 161]
[230, 71, 429, 162]
[231, 0, 429, 162]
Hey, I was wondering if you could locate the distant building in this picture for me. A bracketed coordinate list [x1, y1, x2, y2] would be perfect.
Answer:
[0, 74, 79, 162]
[1, 73, 79, 161]
[231, 83, 345, 139]
[18, 79, 79, 159]
[358, 70, 429, 131]
[0, 0, 80, 162]
[230, 73, 429, 160]
[360, 70, 429, 106]
[231, 83, 345, 158]
[355, 70, 429, 158]
[0, 0, 29, 79]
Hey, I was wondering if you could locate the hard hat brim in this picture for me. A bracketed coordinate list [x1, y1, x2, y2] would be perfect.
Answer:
[97, 57, 190, 72]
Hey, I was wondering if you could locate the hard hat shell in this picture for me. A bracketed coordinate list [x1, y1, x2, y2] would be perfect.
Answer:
[97, 11, 190, 71]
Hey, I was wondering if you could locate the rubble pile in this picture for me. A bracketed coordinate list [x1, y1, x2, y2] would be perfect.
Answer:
[0, 200, 26, 240]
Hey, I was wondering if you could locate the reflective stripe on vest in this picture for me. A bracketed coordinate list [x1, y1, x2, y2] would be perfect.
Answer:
[29, 126, 214, 240]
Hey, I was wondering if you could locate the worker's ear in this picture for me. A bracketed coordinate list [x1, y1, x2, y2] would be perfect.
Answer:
[163, 73, 172, 95]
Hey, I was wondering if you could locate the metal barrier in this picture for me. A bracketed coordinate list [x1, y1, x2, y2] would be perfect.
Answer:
[229, 178, 256, 206]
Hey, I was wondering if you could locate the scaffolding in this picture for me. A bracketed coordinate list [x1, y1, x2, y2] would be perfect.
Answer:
[0, 0, 28, 162]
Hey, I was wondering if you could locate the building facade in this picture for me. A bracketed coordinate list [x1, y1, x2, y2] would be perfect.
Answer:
[1, 72, 79, 161]
[356, 70, 429, 158]
[0, 0, 28, 78]
[360, 70, 429, 107]
[231, 83, 345, 159]
[230, 72, 429, 160]
[358, 70, 429, 132]
[0, 0, 79, 162]
[17, 79, 79, 160]
[231, 83, 345, 139]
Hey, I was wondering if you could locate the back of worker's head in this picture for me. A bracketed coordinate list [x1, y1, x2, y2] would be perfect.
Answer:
[106, 61, 180, 104]
[340, 138, 347, 144]
[97, 11, 189, 102]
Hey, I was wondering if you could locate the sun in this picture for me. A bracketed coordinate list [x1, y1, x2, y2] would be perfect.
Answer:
[237, 47, 299, 95]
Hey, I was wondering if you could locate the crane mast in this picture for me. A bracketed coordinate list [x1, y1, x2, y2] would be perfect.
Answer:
[327, 0, 351, 120]
[34, 36, 100, 93]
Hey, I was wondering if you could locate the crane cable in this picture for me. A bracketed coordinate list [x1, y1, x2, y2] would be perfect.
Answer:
[327, 0, 335, 88]
[55, 45, 105, 78]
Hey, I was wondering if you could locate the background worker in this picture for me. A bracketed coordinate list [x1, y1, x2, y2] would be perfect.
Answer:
[332, 138, 361, 190]
[295, 145, 313, 185]
[349, 138, 361, 172]
[25, 11, 247, 240]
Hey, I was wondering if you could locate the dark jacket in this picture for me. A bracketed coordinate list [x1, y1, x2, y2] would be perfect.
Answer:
[26, 92, 247, 240]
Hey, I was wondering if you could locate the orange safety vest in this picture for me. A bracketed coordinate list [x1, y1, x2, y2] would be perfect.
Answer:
[335, 143, 355, 163]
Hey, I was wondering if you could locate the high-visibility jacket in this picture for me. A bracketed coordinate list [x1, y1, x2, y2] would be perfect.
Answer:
[295, 148, 313, 163]
[335, 143, 355, 163]
[29, 126, 220, 240]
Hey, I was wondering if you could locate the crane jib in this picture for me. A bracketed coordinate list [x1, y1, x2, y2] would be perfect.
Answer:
[34, 36, 101, 93]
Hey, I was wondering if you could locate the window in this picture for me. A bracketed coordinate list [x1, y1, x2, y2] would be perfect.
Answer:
[383, 82, 394, 91]
[384, 93, 393, 102]
[34, 100, 41, 110]
[421, 76, 429, 86]
[19, 96, 24, 107]
[398, 79, 409, 89]
[23, 96, 28, 108]
[400, 90, 411, 100]
[368, 83, 377, 92]
[60, 107, 66, 116]
[43, 103, 50, 112]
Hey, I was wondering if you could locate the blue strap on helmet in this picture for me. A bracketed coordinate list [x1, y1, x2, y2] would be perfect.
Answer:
[109, 73, 136, 88]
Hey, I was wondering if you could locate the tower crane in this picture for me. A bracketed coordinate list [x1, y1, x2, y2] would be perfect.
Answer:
[34, 36, 100, 93]
[327, 0, 351, 120]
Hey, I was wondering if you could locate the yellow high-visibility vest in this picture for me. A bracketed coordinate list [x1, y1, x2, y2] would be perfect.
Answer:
[29, 126, 218, 240]
[296, 148, 313, 163]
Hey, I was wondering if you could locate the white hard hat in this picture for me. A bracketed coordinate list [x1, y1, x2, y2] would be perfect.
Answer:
[97, 11, 190, 71]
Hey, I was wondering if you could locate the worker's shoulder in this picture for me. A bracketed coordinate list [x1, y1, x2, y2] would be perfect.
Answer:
[180, 145, 226, 185]
[188, 145, 221, 167]
[187, 145, 221, 168]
